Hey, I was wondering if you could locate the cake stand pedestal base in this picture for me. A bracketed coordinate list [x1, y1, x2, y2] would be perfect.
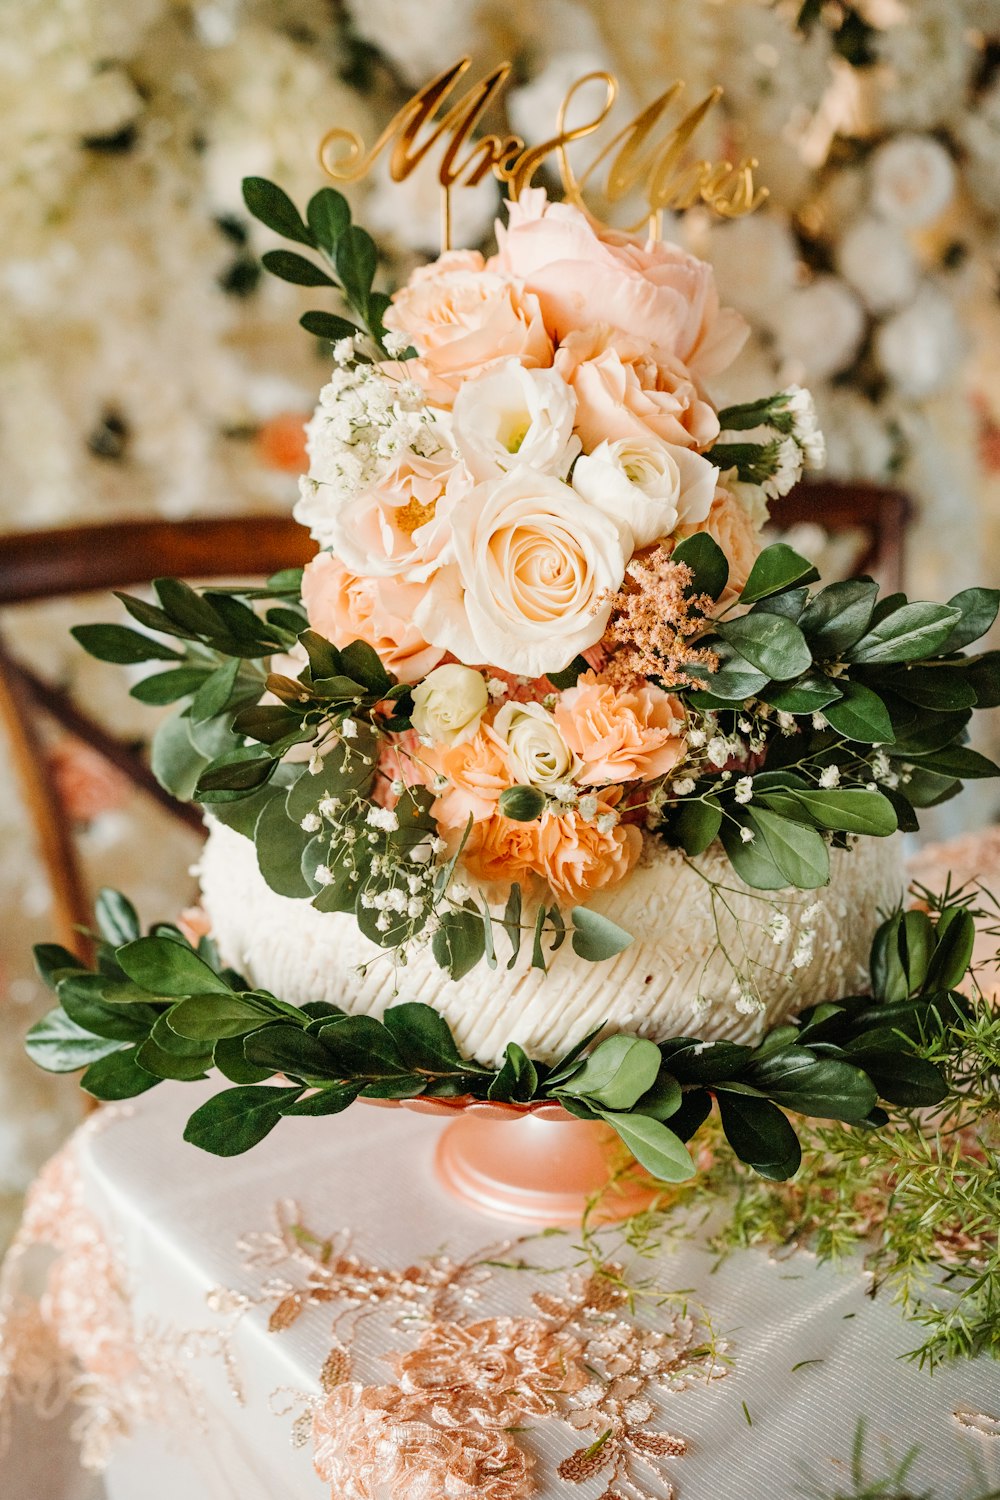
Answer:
[434, 1110, 664, 1225]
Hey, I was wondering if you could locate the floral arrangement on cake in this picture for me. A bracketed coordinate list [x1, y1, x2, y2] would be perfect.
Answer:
[25, 170, 1000, 1190]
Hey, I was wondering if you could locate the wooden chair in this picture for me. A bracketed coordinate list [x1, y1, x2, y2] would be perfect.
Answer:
[0, 517, 315, 957]
[0, 481, 908, 959]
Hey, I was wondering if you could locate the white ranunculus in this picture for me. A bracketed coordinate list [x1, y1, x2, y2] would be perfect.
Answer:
[491, 701, 578, 790]
[874, 283, 963, 399]
[869, 134, 956, 229]
[410, 664, 488, 747]
[450, 360, 580, 483]
[572, 438, 716, 547]
[771, 277, 866, 383]
[415, 469, 628, 678]
[836, 215, 918, 314]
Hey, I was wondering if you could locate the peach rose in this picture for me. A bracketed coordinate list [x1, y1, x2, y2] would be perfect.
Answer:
[554, 326, 718, 453]
[323, 447, 470, 582]
[463, 811, 542, 889]
[384, 249, 553, 406]
[534, 798, 642, 905]
[554, 672, 686, 785]
[422, 729, 511, 830]
[301, 551, 444, 684]
[683, 484, 763, 601]
[491, 189, 748, 380]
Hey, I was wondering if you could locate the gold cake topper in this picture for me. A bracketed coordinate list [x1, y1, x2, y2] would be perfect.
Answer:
[318, 58, 768, 252]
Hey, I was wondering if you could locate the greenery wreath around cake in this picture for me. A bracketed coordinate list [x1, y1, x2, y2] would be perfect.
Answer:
[25, 179, 1000, 1213]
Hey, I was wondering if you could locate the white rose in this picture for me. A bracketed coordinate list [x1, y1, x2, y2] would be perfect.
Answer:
[572, 437, 716, 547]
[874, 283, 963, 399]
[410, 664, 488, 746]
[414, 469, 628, 678]
[870, 134, 956, 229]
[771, 277, 866, 382]
[450, 360, 580, 482]
[836, 215, 918, 314]
[491, 701, 578, 789]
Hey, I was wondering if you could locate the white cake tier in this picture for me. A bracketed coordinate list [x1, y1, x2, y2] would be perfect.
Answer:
[199, 821, 904, 1069]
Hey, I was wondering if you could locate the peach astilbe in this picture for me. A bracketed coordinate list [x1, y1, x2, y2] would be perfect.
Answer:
[599, 547, 719, 690]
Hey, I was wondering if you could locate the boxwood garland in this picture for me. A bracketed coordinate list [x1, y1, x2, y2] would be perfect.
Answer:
[27, 887, 973, 1185]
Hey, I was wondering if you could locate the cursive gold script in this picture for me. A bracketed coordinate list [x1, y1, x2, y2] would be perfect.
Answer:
[318, 58, 767, 250]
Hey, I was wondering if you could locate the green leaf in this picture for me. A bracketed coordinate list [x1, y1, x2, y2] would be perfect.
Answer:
[261, 249, 334, 286]
[662, 1039, 753, 1084]
[570, 907, 634, 962]
[151, 710, 209, 800]
[183, 1084, 303, 1156]
[489, 1042, 539, 1102]
[770, 788, 898, 837]
[382, 1002, 466, 1072]
[823, 681, 895, 744]
[503, 883, 522, 970]
[317, 1015, 409, 1076]
[117, 936, 232, 997]
[25, 1009, 122, 1072]
[213, 1033, 273, 1085]
[934, 587, 1000, 654]
[135, 1036, 212, 1082]
[671, 796, 722, 856]
[847, 602, 963, 665]
[631, 1071, 682, 1121]
[71, 623, 183, 664]
[95, 889, 141, 947]
[744, 1051, 877, 1122]
[599, 1111, 695, 1182]
[81, 1046, 159, 1101]
[433, 905, 487, 980]
[751, 810, 830, 889]
[152, 577, 225, 636]
[924, 908, 975, 992]
[715, 1090, 802, 1179]
[498, 785, 546, 822]
[115, 592, 191, 639]
[242, 177, 314, 246]
[762, 676, 842, 715]
[254, 795, 313, 899]
[340, 640, 393, 694]
[965, 650, 1000, 708]
[530, 901, 547, 972]
[34, 943, 85, 990]
[558, 1035, 662, 1110]
[546, 655, 588, 690]
[335, 224, 378, 314]
[196, 749, 278, 799]
[688, 649, 770, 704]
[306, 188, 350, 253]
[752, 587, 809, 621]
[845, 1048, 946, 1107]
[799, 579, 879, 654]
[130, 667, 210, 704]
[716, 613, 812, 681]
[720, 814, 789, 890]
[300, 310, 363, 343]
[671, 532, 729, 600]
[57, 976, 158, 1042]
[739, 544, 819, 604]
[166, 993, 277, 1041]
[243, 1025, 341, 1081]
[286, 731, 377, 821]
[908, 746, 1000, 780]
[189, 658, 242, 723]
[889, 668, 978, 713]
[281, 1085, 360, 1117]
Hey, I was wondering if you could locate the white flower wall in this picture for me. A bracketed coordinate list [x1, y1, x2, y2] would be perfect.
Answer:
[2, 0, 999, 1233]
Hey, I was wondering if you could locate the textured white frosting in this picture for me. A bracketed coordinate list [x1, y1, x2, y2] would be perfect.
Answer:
[199, 822, 904, 1068]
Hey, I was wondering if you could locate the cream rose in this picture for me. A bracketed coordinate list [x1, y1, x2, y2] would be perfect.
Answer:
[411, 664, 488, 747]
[490, 701, 578, 790]
[415, 469, 628, 678]
[383, 250, 553, 406]
[572, 436, 716, 547]
[450, 360, 579, 482]
[553, 327, 719, 453]
[491, 189, 748, 380]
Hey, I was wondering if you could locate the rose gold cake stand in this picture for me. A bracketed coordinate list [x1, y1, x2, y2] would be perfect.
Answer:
[365, 1096, 665, 1226]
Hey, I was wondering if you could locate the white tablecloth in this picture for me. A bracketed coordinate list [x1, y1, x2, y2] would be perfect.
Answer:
[3, 1081, 997, 1500]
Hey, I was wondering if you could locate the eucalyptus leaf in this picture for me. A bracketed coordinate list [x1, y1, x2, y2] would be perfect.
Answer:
[432, 905, 487, 980]
[671, 797, 722, 856]
[255, 795, 313, 898]
[558, 1034, 662, 1110]
[570, 907, 634, 962]
[150, 710, 209, 800]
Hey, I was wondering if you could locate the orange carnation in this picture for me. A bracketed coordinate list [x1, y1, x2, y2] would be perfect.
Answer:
[463, 812, 541, 889]
[554, 671, 686, 786]
[422, 730, 511, 831]
[534, 798, 642, 905]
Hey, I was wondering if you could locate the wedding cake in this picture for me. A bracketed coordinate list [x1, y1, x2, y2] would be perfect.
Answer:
[196, 188, 907, 1067]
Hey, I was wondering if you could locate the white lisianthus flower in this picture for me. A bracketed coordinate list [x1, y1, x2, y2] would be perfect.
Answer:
[572, 437, 715, 547]
[491, 701, 579, 790]
[870, 134, 956, 229]
[450, 360, 580, 482]
[414, 469, 628, 678]
[410, 664, 488, 747]
[836, 215, 919, 314]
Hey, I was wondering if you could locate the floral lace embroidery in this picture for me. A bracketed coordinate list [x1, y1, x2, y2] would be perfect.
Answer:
[237, 1202, 728, 1500]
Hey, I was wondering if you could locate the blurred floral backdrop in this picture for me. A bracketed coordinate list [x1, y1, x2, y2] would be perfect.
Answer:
[3, 0, 1000, 1237]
